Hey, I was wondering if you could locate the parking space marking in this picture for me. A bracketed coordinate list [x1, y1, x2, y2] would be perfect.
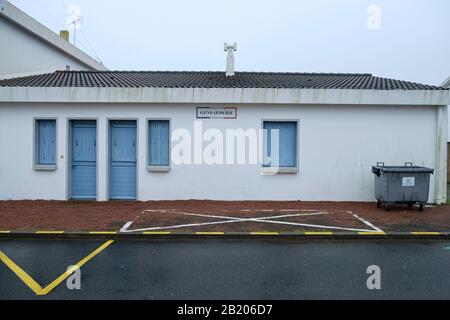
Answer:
[43, 240, 114, 294]
[348, 212, 384, 233]
[0, 251, 44, 295]
[121, 210, 381, 233]
[0, 240, 114, 296]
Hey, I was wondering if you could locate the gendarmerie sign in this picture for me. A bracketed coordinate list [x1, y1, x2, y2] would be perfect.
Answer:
[196, 107, 237, 119]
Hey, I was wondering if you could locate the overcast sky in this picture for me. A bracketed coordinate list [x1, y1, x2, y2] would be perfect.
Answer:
[9, 0, 450, 86]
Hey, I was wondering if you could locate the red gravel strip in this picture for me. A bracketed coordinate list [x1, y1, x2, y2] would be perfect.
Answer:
[0, 201, 448, 233]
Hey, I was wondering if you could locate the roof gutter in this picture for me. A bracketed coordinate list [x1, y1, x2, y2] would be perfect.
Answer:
[0, 87, 448, 105]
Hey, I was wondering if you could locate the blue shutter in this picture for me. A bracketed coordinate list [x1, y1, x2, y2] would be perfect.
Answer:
[149, 120, 169, 166]
[37, 120, 56, 165]
[264, 121, 297, 167]
[263, 122, 276, 167]
[279, 122, 297, 167]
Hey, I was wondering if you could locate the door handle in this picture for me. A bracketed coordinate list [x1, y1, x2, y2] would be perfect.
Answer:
[75, 140, 79, 147]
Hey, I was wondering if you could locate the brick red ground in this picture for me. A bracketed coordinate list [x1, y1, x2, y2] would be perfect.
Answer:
[129, 209, 375, 233]
[0, 201, 448, 233]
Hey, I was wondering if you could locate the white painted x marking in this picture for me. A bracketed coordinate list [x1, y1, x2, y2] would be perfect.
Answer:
[120, 210, 383, 233]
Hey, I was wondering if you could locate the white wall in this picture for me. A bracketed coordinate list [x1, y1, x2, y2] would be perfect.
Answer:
[0, 18, 92, 75]
[0, 103, 438, 202]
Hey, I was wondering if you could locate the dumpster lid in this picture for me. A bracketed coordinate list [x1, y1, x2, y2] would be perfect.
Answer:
[372, 162, 434, 174]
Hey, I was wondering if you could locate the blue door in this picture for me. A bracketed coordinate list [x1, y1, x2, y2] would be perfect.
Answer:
[110, 120, 137, 200]
[71, 120, 97, 200]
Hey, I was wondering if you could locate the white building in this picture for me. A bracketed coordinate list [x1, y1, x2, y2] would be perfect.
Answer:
[0, 69, 448, 203]
[0, 0, 107, 78]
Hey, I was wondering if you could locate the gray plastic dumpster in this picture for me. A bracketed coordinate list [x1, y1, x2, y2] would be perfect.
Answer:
[371, 162, 434, 211]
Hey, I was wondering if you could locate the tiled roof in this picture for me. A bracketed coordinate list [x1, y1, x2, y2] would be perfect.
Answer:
[0, 71, 446, 90]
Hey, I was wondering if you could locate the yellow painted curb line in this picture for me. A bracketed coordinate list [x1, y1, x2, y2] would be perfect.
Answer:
[411, 232, 441, 235]
[143, 232, 171, 235]
[358, 232, 386, 235]
[35, 231, 65, 234]
[89, 231, 117, 235]
[250, 232, 279, 236]
[196, 232, 225, 235]
[0, 230, 447, 237]
[304, 232, 334, 235]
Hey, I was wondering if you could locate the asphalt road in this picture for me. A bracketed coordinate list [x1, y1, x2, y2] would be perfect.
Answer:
[0, 239, 450, 300]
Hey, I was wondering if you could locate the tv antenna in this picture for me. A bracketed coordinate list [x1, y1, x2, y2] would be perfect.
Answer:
[68, 17, 81, 46]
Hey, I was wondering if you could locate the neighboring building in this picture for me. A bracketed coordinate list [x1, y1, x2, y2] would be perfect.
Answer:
[0, 69, 448, 203]
[447, 142, 450, 185]
[443, 77, 450, 184]
[0, 0, 107, 78]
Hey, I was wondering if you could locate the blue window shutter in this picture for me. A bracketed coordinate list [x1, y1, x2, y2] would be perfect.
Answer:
[264, 121, 297, 167]
[37, 120, 56, 165]
[149, 120, 169, 166]
[263, 122, 275, 167]
[280, 122, 297, 167]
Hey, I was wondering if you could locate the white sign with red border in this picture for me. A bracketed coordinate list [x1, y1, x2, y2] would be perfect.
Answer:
[196, 107, 237, 119]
